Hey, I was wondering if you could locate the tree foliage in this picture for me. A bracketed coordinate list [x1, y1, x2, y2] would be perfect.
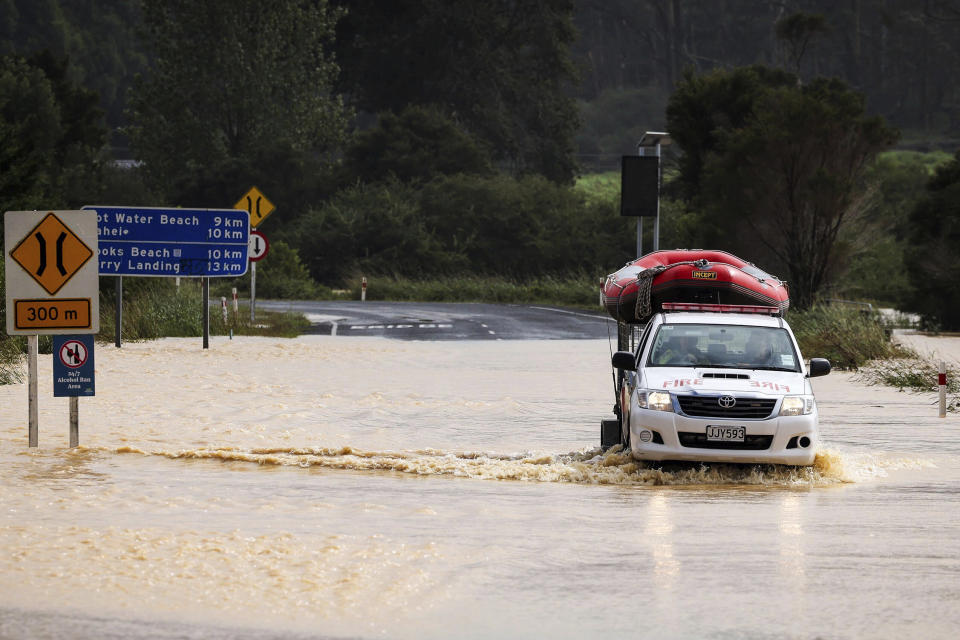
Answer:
[334, 0, 580, 183]
[340, 106, 494, 186]
[0, 0, 147, 138]
[668, 67, 898, 308]
[903, 151, 960, 329]
[128, 0, 348, 195]
[0, 51, 106, 213]
[575, 1, 960, 142]
[285, 174, 635, 285]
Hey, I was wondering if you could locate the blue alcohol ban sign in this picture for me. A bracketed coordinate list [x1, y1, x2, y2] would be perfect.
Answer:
[53, 335, 95, 397]
[82, 206, 249, 277]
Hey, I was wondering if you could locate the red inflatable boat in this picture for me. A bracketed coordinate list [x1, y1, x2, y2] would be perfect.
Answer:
[601, 249, 790, 323]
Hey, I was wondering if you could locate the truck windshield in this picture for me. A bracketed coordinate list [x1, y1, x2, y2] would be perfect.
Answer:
[646, 324, 800, 371]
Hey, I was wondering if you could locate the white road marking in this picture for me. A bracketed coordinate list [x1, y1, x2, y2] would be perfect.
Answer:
[529, 306, 614, 321]
[348, 324, 453, 330]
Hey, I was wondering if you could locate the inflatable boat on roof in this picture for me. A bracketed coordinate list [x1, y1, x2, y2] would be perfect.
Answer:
[601, 249, 790, 324]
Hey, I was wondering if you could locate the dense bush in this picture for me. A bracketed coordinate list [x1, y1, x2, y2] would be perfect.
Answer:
[286, 174, 637, 287]
[339, 106, 494, 185]
[903, 150, 960, 330]
[789, 304, 904, 370]
[213, 240, 323, 301]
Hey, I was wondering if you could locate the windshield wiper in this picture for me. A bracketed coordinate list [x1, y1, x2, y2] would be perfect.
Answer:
[751, 366, 797, 372]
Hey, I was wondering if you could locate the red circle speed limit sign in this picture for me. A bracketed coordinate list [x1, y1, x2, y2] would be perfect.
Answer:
[58, 339, 89, 368]
[248, 230, 269, 262]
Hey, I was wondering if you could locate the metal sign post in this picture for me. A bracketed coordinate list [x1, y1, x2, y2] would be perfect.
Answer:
[115, 276, 122, 348]
[28, 336, 38, 447]
[246, 229, 269, 324]
[940, 361, 947, 418]
[250, 260, 256, 323]
[202, 277, 210, 349]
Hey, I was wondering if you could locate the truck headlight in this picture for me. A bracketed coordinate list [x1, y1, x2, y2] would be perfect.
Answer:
[779, 395, 815, 416]
[638, 390, 673, 412]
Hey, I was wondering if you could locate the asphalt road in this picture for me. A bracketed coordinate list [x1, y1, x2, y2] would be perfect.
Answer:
[255, 300, 615, 340]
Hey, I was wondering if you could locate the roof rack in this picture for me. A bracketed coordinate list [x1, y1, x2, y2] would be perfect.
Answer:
[661, 302, 780, 315]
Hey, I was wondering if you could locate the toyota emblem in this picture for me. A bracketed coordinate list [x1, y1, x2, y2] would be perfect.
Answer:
[718, 395, 736, 408]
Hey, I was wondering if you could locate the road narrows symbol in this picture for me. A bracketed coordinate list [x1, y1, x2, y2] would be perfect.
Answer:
[11, 213, 93, 295]
[234, 187, 275, 227]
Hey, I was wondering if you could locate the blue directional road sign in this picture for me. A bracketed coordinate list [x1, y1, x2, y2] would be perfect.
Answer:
[53, 335, 95, 397]
[83, 206, 249, 277]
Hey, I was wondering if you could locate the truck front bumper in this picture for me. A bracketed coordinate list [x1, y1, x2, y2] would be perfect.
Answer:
[628, 408, 818, 466]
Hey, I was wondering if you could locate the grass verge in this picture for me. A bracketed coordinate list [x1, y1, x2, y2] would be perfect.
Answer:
[328, 273, 603, 309]
[99, 279, 310, 341]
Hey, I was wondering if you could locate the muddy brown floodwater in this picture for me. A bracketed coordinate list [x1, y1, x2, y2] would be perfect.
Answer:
[0, 335, 958, 639]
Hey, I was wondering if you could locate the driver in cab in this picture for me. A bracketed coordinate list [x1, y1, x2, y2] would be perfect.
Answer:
[653, 335, 703, 365]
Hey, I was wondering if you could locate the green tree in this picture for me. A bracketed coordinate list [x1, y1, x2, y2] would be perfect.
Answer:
[903, 151, 960, 329]
[334, 0, 580, 183]
[340, 106, 494, 186]
[0, 52, 106, 215]
[128, 0, 348, 196]
[668, 68, 897, 308]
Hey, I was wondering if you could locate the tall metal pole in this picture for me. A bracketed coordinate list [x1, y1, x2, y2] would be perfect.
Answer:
[115, 276, 122, 348]
[250, 259, 257, 323]
[638, 132, 670, 255]
[636, 218, 643, 258]
[69, 397, 79, 448]
[202, 277, 210, 349]
[28, 335, 38, 447]
[652, 141, 662, 252]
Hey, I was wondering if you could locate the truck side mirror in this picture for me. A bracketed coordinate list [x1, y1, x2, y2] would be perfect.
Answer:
[807, 358, 831, 378]
[612, 351, 637, 371]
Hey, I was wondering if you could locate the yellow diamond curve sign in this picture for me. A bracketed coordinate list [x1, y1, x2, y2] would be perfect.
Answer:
[10, 212, 94, 295]
[234, 186, 275, 228]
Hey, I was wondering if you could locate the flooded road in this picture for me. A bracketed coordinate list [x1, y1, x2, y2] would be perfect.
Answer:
[1, 336, 958, 639]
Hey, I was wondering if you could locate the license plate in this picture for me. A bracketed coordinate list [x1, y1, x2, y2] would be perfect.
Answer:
[706, 425, 746, 442]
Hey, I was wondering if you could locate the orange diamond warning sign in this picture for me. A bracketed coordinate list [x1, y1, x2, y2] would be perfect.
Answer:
[234, 186, 275, 228]
[10, 212, 93, 295]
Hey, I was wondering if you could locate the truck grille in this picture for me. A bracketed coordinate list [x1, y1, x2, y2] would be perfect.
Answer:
[678, 432, 773, 450]
[676, 395, 776, 419]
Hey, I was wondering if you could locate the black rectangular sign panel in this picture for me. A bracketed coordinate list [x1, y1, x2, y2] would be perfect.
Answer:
[620, 155, 660, 217]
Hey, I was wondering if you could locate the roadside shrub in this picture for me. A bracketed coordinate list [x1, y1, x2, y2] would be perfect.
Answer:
[289, 179, 457, 284]
[212, 240, 323, 300]
[418, 173, 634, 277]
[286, 174, 638, 289]
[0, 334, 22, 384]
[99, 278, 203, 340]
[0, 260, 23, 384]
[789, 304, 904, 369]
[339, 106, 494, 185]
[857, 355, 959, 393]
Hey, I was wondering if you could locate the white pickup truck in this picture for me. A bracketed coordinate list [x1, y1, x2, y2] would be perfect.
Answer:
[607, 303, 831, 466]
